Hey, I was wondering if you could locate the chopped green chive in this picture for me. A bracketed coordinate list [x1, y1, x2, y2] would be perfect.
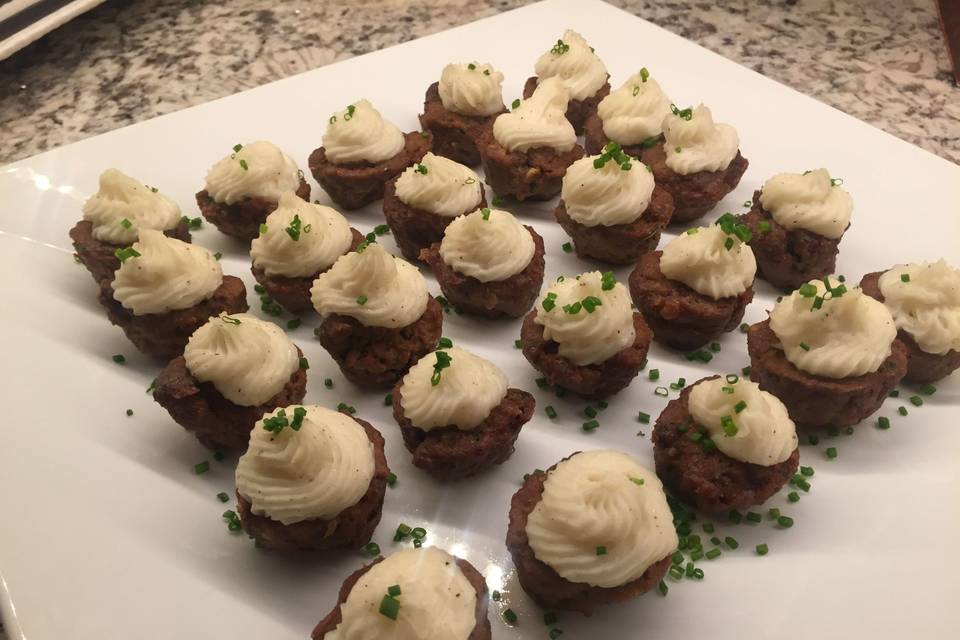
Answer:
[194, 460, 210, 474]
[384, 393, 393, 406]
[323, 377, 333, 388]
[582, 420, 599, 432]
[919, 383, 936, 396]
[511, 98, 521, 109]
[584, 406, 597, 419]
[787, 491, 800, 502]
[898, 406, 908, 416]
[705, 548, 722, 560]
[545, 405, 557, 419]
[287, 318, 301, 330]
[379, 595, 400, 620]
[543, 612, 558, 626]
[900, 273, 910, 283]
[217, 491, 229, 503]
[514, 339, 523, 349]
[724, 536, 739, 549]
[299, 357, 309, 370]
[658, 580, 668, 596]
[637, 411, 650, 424]
[363, 541, 380, 556]
[561, 242, 573, 253]
[630, 476, 645, 486]
[734, 400, 747, 414]
[502, 608, 518, 624]
[125, 408, 134, 417]
[877, 416, 891, 430]
[356, 295, 368, 305]
[768, 508, 781, 520]
[111, 353, 126, 364]
[800, 466, 815, 476]
[649, 369, 660, 381]
[386, 472, 397, 487]
[745, 511, 762, 524]
[596, 545, 607, 556]
[654, 387, 668, 397]
[438, 337, 453, 349]
[799, 342, 811, 351]
[777, 515, 794, 528]
[491, 590, 501, 601]
[910, 395, 923, 406]
[826, 446, 838, 459]
[756, 543, 769, 556]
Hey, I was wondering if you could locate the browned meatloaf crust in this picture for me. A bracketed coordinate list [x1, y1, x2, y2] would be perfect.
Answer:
[312, 553, 491, 639]
[308, 131, 432, 210]
[738, 191, 844, 290]
[69, 219, 192, 285]
[860, 270, 960, 384]
[391, 387, 535, 480]
[628, 251, 753, 350]
[196, 176, 310, 242]
[522, 76, 610, 135]
[506, 460, 672, 616]
[747, 319, 907, 429]
[316, 297, 443, 389]
[97, 275, 249, 361]
[641, 142, 748, 224]
[419, 81, 503, 167]
[236, 415, 390, 552]
[419, 226, 545, 319]
[582, 113, 663, 158]
[477, 125, 584, 202]
[153, 349, 308, 451]
[520, 310, 652, 400]
[652, 378, 800, 513]
[554, 186, 674, 265]
[250, 228, 365, 314]
[382, 175, 488, 262]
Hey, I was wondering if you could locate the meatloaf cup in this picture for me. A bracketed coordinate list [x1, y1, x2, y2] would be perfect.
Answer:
[582, 68, 671, 157]
[153, 313, 307, 451]
[507, 450, 677, 615]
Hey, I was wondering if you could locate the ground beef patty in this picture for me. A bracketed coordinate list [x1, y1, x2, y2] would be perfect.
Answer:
[520, 311, 652, 400]
[582, 114, 661, 158]
[641, 142, 748, 224]
[477, 125, 584, 202]
[250, 228, 365, 314]
[419, 226, 545, 319]
[652, 380, 800, 513]
[628, 251, 753, 350]
[98, 275, 249, 361]
[522, 76, 611, 135]
[860, 270, 960, 383]
[69, 219, 192, 285]
[391, 386, 535, 480]
[554, 186, 674, 265]
[738, 191, 844, 290]
[316, 297, 443, 389]
[382, 175, 488, 262]
[153, 350, 307, 451]
[747, 319, 908, 429]
[308, 131, 432, 210]
[236, 415, 389, 552]
[311, 554, 491, 639]
[506, 462, 672, 615]
[419, 81, 503, 167]
[196, 176, 310, 242]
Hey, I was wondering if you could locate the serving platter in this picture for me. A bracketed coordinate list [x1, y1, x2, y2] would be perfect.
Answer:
[1, 0, 958, 638]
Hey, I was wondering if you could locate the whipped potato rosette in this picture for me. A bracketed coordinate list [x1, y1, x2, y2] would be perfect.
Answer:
[585, 69, 672, 155]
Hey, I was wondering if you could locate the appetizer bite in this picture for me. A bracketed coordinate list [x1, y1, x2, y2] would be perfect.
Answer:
[628, 216, 757, 350]
[478, 77, 584, 201]
[392, 346, 535, 480]
[70, 168, 189, 284]
[522, 30, 610, 134]
[747, 278, 907, 429]
[507, 450, 677, 615]
[642, 104, 748, 224]
[555, 143, 674, 265]
[98, 230, 247, 359]
[312, 547, 490, 639]
[652, 376, 800, 513]
[419, 61, 506, 166]
[308, 100, 431, 210]
[521, 271, 652, 399]
[860, 260, 960, 383]
[250, 192, 363, 314]
[196, 141, 309, 241]
[235, 404, 389, 552]
[312, 242, 442, 389]
[153, 313, 307, 450]
[382, 152, 486, 261]
[420, 207, 545, 319]
[739, 169, 853, 290]
[583, 67, 671, 156]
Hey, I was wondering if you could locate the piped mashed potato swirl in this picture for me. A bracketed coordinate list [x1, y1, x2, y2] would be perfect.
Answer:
[534, 29, 608, 102]
[438, 62, 505, 117]
[663, 105, 739, 175]
[492, 77, 577, 153]
[561, 153, 655, 227]
[393, 153, 483, 217]
[323, 99, 406, 165]
[82, 168, 182, 245]
[204, 141, 301, 205]
[597, 72, 671, 145]
[439, 208, 535, 282]
[759, 169, 853, 239]
[878, 260, 960, 355]
[660, 225, 757, 299]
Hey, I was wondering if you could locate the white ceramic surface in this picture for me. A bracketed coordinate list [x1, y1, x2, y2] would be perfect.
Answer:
[1, 0, 958, 638]
[0, 0, 105, 61]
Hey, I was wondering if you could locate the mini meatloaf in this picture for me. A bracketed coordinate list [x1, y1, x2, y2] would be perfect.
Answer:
[420, 208, 545, 319]
[507, 450, 677, 615]
[312, 547, 491, 639]
[382, 152, 486, 261]
[582, 68, 671, 156]
[554, 144, 674, 265]
[392, 347, 535, 480]
[153, 313, 307, 450]
[308, 99, 431, 210]
[197, 140, 309, 241]
[860, 261, 960, 384]
[235, 406, 389, 552]
[652, 376, 800, 513]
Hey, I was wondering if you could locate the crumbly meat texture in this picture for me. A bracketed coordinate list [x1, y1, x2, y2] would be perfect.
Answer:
[98, 275, 249, 361]
[419, 226, 545, 319]
[747, 319, 907, 429]
[628, 251, 753, 350]
[153, 349, 308, 451]
[522, 76, 611, 135]
[391, 386, 535, 480]
[582, 113, 662, 158]
[554, 186, 674, 265]
[506, 459, 673, 616]
[196, 176, 310, 242]
[308, 131, 432, 210]
[316, 296, 443, 389]
[69, 219, 192, 285]
[477, 125, 584, 202]
[640, 142, 748, 224]
[520, 310, 652, 400]
[418, 81, 503, 167]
